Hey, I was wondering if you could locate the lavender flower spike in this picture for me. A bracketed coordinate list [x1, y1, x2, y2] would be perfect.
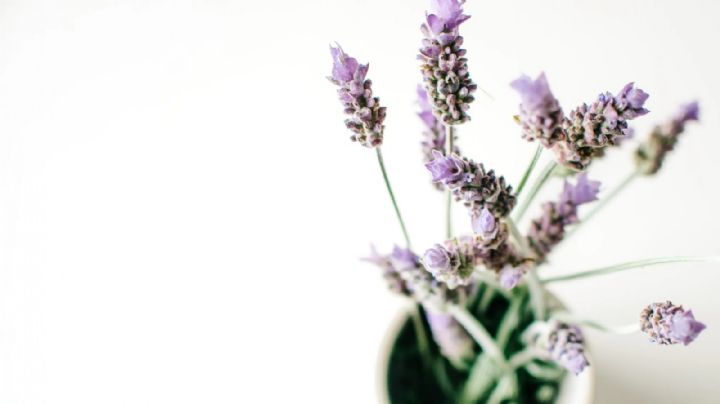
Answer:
[527, 173, 600, 261]
[363, 245, 470, 311]
[419, 0, 477, 124]
[498, 265, 525, 289]
[328, 44, 386, 147]
[554, 83, 649, 170]
[426, 309, 474, 365]
[636, 101, 700, 175]
[425, 150, 465, 185]
[471, 207, 499, 241]
[526, 320, 590, 375]
[418, 86, 460, 191]
[640, 301, 706, 346]
[426, 151, 517, 220]
[422, 244, 466, 289]
[511, 73, 565, 147]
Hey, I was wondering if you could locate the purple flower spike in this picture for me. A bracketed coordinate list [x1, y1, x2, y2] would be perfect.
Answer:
[362, 245, 471, 310]
[421, 241, 477, 289]
[677, 101, 700, 122]
[428, 0, 471, 33]
[425, 150, 465, 184]
[616, 82, 650, 119]
[636, 101, 700, 175]
[511, 73, 565, 147]
[425, 151, 516, 220]
[559, 173, 600, 215]
[419, 0, 476, 124]
[423, 244, 453, 274]
[499, 265, 524, 289]
[554, 83, 650, 170]
[390, 245, 419, 270]
[418, 86, 461, 191]
[670, 310, 707, 345]
[641, 301, 706, 346]
[528, 174, 600, 261]
[526, 321, 590, 375]
[426, 309, 474, 365]
[472, 207, 499, 240]
[328, 44, 386, 148]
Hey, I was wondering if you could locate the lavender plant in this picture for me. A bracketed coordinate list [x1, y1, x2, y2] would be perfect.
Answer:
[328, 1, 711, 402]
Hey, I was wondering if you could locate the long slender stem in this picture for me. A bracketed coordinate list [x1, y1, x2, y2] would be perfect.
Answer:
[486, 376, 513, 404]
[375, 148, 412, 248]
[506, 218, 545, 320]
[508, 348, 543, 370]
[460, 355, 496, 403]
[448, 305, 507, 366]
[410, 305, 431, 367]
[525, 272, 545, 321]
[506, 217, 531, 255]
[565, 169, 640, 241]
[542, 256, 720, 284]
[513, 160, 557, 223]
[446, 125, 454, 239]
[495, 292, 526, 350]
[374, 148, 432, 372]
[551, 312, 640, 335]
[515, 144, 543, 198]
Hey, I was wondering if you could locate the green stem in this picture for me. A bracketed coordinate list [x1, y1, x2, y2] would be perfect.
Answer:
[506, 218, 545, 320]
[542, 256, 720, 284]
[447, 305, 507, 367]
[410, 305, 432, 368]
[551, 312, 639, 335]
[486, 375, 514, 404]
[376, 148, 412, 248]
[374, 148, 432, 373]
[446, 125, 455, 239]
[459, 355, 497, 403]
[515, 144, 543, 199]
[565, 169, 640, 241]
[525, 361, 564, 380]
[479, 289, 496, 313]
[508, 348, 543, 370]
[512, 160, 557, 223]
[496, 291, 527, 350]
[505, 217, 531, 255]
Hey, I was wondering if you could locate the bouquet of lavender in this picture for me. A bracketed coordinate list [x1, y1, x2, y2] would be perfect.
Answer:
[328, 1, 710, 402]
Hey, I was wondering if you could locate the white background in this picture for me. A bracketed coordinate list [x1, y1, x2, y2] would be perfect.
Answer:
[1, 0, 719, 402]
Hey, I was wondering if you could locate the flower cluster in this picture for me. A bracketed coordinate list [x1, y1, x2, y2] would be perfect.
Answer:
[422, 229, 526, 290]
[527, 321, 590, 375]
[426, 150, 516, 221]
[511, 73, 565, 147]
[418, 86, 459, 190]
[512, 74, 650, 171]
[555, 83, 649, 170]
[421, 238, 476, 289]
[331, 3, 709, 397]
[419, 0, 476, 124]
[364, 245, 469, 311]
[364, 246, 476, 365]
[640, 301, 706, 346]
[635, 102, 700, 175]
[328, 45, 387, 147]
[527, 174, 600, 262]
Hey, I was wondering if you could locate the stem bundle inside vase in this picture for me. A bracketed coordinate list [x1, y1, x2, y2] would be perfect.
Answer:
[327, 1, 707, 402]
